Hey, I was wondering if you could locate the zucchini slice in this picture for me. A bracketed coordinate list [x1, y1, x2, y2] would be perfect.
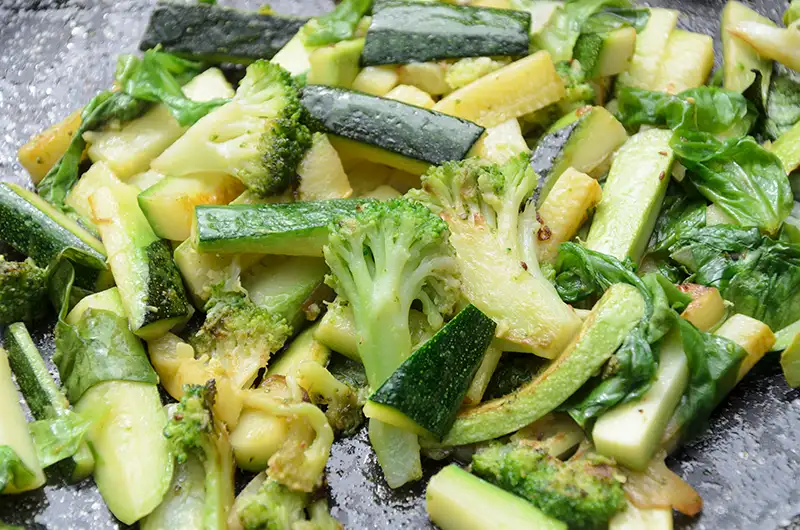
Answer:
[308, 38, 365, 89]
[433, 51, 565, 128]
[0, 347, 46, 494]
[722, 1, 774, 95]
[616, 8, 679, 91]
[772, 120, 800, 174]
[586, 128, 675, 263]
[301, 85, 484, 173]
[364, 304, 496, 439]
[427, 466, 568, 530]
[90, 183, 191, 340]
[442, 283, 645, 446]
[139, 0, 308, 64]
[0, 183, 106, 270]
[297, 133, 353, 201]
[193, 200, 369, 256]
[655, 30, 715, 94]
[5, 323, 94, 482]
[138, 173, 245, 242]
[574, 26, 637, 79]
[530, 106, 627, 205]
[361, 1, 530, 66]
[18, 109, 83, 185]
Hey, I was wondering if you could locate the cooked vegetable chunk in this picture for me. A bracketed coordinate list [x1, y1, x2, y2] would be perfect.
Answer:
[152, 60, 312, 196]
[0, 258, 47, 325]
[139, 0, 308, 64]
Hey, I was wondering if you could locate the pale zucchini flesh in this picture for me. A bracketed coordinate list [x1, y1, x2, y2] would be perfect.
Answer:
[722, 1, 774, 95]
[433, 51, 566, 128]
[655, 30, 715, 94]
[586, 129, 675, 262]
[384, 84, 436, 110]
[617, 8, 679, 91]
[297, 133, 353, 201]
[351, 66, 400, 97]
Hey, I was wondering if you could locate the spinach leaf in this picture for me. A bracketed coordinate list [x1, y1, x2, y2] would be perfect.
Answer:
[555, 244, 689, 425]
[37, 91, 149, 210]
[764, 64, 800, 141]
[647, 195, 707, 254]
[528, 0, 634, 62]
[0, 446, 36, 493]
[28, 412, 91, 469]
[302, 0, 372, 47]
[38, 49, 225, 210]
[679, 137, 793, 235]
[671, 225, 800, 331]
[616, 86, 756, 138]
[581, 6, 650, 33]
[115, 49, 227, 127]
[672, 319, 747, 436]
[50, 261, 157, 403]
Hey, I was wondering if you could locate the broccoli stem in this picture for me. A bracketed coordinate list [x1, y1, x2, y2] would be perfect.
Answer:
[356, 297, 413, 388]
[201, 436, 232, 530]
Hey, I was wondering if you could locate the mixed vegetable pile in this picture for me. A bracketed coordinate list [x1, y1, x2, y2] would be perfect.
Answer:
[2, 0, 800, 528]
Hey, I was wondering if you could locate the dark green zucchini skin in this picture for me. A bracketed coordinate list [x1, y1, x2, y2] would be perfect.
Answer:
[194, 200, 371, 255]
[140, 240, 192, 329]
[369, 304, 497, 439]
[139, 0, 309, 64]
[0, 184, 106, 271]
[530, 118, 583, 205]
[362, 1, 531, 66]
[301, 85, 485, 166]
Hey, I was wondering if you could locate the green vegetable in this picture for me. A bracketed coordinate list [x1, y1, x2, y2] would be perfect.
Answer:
[529, 105, 628, 205]
[679, 137, 792, 236]
[787, 0, 800, 26]
[163, 383, 235, 530]
[323, 198, 459, 487]
[139, 0, 308, 64]
[307, 38, 365, 89]
[116, 49, 229, 127]
[152, 60, 312, 196]
[0, 446, 37, 495]
[91, 182, 192, 340]
[233, 474, 340, 530]
[472, 443, 626, 529]
[670, 318, 747, 435]
[426, 465, 568, 530]
[37, 91, 149, 210]
[442, 283, 644, 446]
[302, 0, 371, 46]
[483, 353, 545, 401]
[300, 85, 485, 169]
[721, 1, 773, 95]
[780, 332, 800, 387]
[0, 257, 48, 325]
[191, 277, 292, 389]
[0, 347, 45, 494]
[646, 194, 707, 256]
[584, 128, 674, 263]
[554, 245, 689, 425]
[573, 26, 636, 79]
[0, 184, 107, 274]
[748, 63, 800, 142]
[531, 0, 636, 63]
[55, 287, 159, 403]
[670, 225, 800, 332]
[365, 304, 496, 439]
[140, 452, 206, 530]
[361, 1, 530, 66]
[5, 322, 94, 481]
[410, 155, 582, 358]
[296, 361, 364, 436]
[192, 200, 369, 256]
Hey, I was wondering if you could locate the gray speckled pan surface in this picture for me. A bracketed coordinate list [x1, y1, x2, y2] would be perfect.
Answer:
[0, 0, 799, 528]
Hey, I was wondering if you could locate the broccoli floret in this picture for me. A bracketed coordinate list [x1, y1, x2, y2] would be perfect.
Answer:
[244, 381, 334, 493]
[296, 361, 364, 436]
[0, 257, 48, 325]
[234, 475, 342, 530]
[409, 155, 581, 359]
[164, 382, 235, 530]
[192, 279, 292, 389]
[322, 198, 459, 487]
[151, 60, 312, 196]
[471, 442, 626, 529]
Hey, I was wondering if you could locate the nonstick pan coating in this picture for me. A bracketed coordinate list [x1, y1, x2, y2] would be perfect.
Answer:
[0, 1, 798, 528]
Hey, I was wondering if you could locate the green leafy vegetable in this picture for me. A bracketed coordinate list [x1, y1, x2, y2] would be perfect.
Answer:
[679, 137, 792, 235]
[302, 0, 372, 47]
[747, 63, 800, 142]
[115, 49, 228, 127]
[671, 225, 800, 331]
[672, 319, 747, 435]
[581, 6, 650, 33]
[37, 91, 149, 210]
[554, 244, 687, 426]
[50, 262, 157, 403]
[647, 194, 707, 254]
[28, 412, 92, 469]
[0, 446, 36, 493]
